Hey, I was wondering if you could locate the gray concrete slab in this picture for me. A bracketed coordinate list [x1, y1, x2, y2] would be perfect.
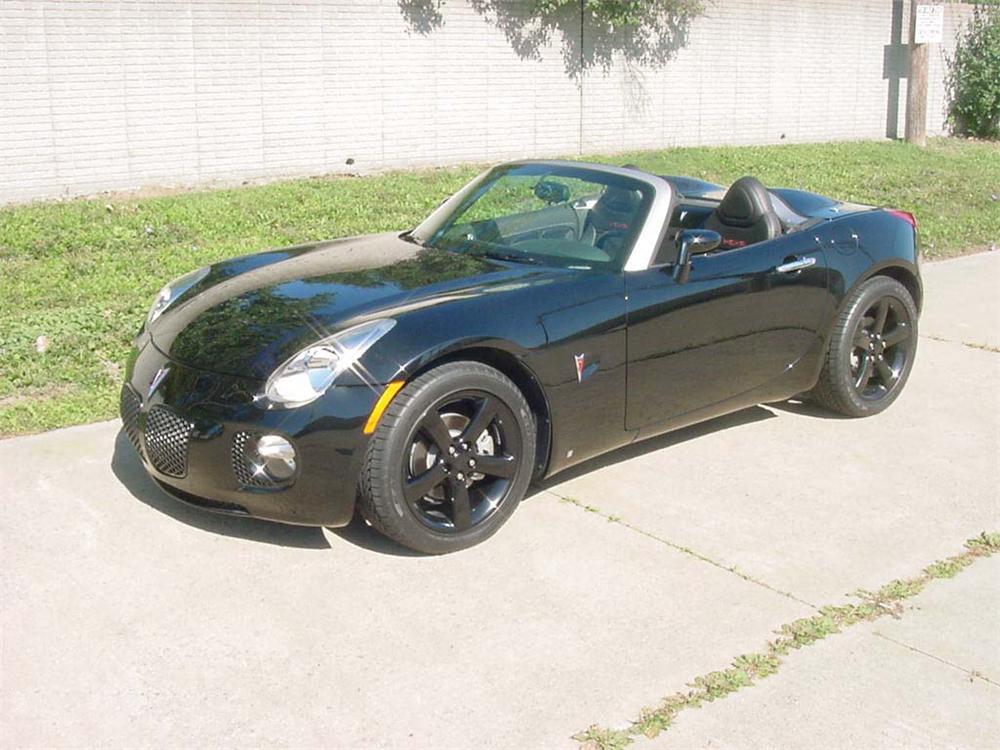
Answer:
[0, 423, 810, 749]
[546, 337, 1000, 605]
[643, 569, 1000, 750]
[920, 251, 1000, 351]
[547, 254, 1000, 605]
[2, 253, 998, 748]
[875, 555, 1000, 683]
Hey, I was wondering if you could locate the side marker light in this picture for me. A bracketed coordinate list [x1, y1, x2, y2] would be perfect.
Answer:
[363, 381, 406, 435]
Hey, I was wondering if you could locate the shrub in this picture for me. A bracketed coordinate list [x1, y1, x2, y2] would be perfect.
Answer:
[947, 4, 1000, 139]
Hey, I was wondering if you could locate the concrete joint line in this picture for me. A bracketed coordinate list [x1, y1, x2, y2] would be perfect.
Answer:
[920, 333, 1000, 353]
[873, 631, 1000, 688]
[572, 532, 1000, 749]
[550, 490, 815, 608]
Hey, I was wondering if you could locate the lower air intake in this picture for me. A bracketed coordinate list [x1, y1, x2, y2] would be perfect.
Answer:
[120, 385, 143, 458]
[145, 406, 193, 478]
[232, 431, 272, 488]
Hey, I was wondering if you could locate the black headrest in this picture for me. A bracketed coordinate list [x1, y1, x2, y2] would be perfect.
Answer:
[591, 185, 642, 234]
[716, 177, 776, 228]
[597, 185, 641, 214]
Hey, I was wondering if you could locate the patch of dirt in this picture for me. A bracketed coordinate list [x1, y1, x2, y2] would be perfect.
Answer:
[0, 383, 75, 409]
[924, 244, 998, 263]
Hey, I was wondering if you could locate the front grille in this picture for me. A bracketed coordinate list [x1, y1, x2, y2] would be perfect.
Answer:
[120, 385, 143, 458]
[232, 431, 272, 488]
[145, 406, 193, 478]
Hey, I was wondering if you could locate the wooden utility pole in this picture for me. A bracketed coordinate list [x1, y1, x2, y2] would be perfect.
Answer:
[905, 1, 931, 146]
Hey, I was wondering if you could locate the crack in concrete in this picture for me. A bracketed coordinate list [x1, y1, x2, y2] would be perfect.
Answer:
[547, 489, 816, 608]
[572, 532, 1000, 749]
[873, 631, 1000, 688]
[920, 333, 999, 353]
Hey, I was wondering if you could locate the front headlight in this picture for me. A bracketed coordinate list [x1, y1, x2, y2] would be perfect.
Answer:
[264, 319, 396, 408]
[147, 267, 210, 326]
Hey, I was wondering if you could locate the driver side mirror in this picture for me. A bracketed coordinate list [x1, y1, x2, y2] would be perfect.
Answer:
[673, 229, 722, 284]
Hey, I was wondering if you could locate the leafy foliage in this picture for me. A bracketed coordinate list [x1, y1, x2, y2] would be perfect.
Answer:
[398, 0, 704, 74]
[533, 0, 703, 28]
[948, 4, 1000, 139]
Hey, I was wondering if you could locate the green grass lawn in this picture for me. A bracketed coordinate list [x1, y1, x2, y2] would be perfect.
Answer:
[1, 138, 997, 436]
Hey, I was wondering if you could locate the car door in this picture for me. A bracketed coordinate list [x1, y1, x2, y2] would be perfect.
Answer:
[624, 234, 829, 431]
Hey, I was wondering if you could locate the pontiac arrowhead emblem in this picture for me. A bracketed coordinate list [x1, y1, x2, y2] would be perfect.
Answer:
[574, 354, 586, 383]
[148, 365, 170, 400]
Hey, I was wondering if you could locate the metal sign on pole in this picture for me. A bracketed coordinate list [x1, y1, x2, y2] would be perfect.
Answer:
[906, 3, 944, 146]
[914, 4, 945, 44]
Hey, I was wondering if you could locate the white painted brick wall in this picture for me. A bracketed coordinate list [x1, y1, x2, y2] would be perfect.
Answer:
[0, 0, 975, 205]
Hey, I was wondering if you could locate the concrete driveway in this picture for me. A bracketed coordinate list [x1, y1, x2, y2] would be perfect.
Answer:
[2, 253, 998, 749]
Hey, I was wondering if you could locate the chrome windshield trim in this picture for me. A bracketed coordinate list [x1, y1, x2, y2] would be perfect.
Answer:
[620, 171, 674, 272]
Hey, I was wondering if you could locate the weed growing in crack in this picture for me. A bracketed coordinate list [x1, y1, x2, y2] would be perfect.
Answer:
[572, 531, 1000, 749]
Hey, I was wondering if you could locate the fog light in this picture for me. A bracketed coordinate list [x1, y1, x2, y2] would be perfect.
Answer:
[252, 435, 297, 482]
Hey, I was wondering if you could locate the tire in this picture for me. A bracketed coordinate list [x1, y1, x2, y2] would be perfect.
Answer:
[358, 361, 536, 554]
[812, 275, 918, 417]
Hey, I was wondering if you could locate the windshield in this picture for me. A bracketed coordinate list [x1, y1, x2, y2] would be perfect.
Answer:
[412, 164, 654, 270]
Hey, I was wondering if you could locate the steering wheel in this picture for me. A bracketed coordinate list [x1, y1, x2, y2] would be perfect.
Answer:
[595, 230, 627, 255]
[472, 219, 503, 245]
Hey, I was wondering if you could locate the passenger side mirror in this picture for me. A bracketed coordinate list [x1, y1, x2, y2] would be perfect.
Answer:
[673, 229, 722, 284]
[533, 179, 571, 205]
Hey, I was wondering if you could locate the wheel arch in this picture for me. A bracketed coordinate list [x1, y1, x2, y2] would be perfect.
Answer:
[810, 263, 920, 417]
[813, 260, 922, 388]
[407, 345, 553, 479]
[867, 263, 923, 314]
[834, 261, 923, 321]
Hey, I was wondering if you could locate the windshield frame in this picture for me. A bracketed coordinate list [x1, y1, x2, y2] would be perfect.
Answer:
[411, 160, 675, 272]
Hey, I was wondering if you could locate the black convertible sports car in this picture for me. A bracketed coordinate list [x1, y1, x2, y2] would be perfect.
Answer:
[121, 161, 921, 553]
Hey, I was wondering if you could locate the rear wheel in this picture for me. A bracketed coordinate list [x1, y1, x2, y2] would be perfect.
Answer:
[812, 276, 918, 417]
[359, 361, 536, 554]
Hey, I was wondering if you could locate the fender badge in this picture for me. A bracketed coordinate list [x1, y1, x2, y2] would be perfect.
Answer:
[574, 354, 586, 383]
[148, 365, 170, 400]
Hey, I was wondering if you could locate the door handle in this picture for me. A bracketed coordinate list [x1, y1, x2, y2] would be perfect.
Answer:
[775, 256, 817, 274]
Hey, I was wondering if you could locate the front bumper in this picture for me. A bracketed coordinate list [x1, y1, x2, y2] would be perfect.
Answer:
[120, 336, 379, 527]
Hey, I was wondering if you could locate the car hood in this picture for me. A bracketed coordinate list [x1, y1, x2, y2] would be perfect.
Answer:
[149, 232, 541, 380]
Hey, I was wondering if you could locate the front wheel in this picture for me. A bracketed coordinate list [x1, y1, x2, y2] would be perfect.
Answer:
[358, 362, 536, 554]
[812, 275, 918, 417]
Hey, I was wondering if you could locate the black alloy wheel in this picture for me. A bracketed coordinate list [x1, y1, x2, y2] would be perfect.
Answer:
[359, 362, 536, 554]
[849, 296, 914, 400]
[812, 275, 919, 417]
[403, 390, 521, 533]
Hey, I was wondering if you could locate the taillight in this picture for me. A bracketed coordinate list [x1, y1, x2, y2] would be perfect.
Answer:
[887, 209, 918, 229]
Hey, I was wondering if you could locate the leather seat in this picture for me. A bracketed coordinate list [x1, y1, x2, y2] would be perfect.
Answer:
[584, 185, 642, 234]
[580, 183, 644, 260]
[703, 176, 782, 249]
